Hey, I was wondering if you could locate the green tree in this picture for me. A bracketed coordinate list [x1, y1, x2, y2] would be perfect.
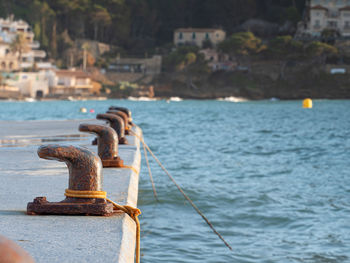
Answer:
[91, 5, 112, 40]
[202, 39, 213, 49]
[268, 35, 303, 58]
[218, 31, 266, 58]
[306, 41, 338, 64]
[163, 46, 199, 72]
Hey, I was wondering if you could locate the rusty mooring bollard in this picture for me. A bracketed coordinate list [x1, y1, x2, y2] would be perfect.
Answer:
[0, 235, 35, 263]
[108, 106, 132, 124]
[106, 110, 130, 134]
[27, 145, 113, 216]
[96, 113, 128, 144]
[79, 124, 124, 167]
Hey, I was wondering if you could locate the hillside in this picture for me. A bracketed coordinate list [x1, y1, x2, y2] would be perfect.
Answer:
[0, 0, 306, 61]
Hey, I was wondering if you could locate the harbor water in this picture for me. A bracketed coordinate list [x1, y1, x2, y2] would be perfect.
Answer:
[0, 99, 349, 263]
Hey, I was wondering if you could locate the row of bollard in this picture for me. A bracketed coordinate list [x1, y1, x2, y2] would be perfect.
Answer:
[0, 106, 136, 263]
[27, 106, 134, 216]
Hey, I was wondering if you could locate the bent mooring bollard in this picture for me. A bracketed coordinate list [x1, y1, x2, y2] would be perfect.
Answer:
[106, 110, 131, 134]
[27, 145, 113, 216]
[96, 113, 128, 145]
[79, 123, 124, 167]
[108, 106, 132, 124]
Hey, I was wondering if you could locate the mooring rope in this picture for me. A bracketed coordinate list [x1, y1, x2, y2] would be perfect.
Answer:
[64, 189, 142, 263]
[130, 129, 233, 251]
[142, 140, 159, 201]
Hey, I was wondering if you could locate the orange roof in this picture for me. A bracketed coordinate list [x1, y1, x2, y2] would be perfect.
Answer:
[311, 5, 328, 11]
[55, 70, 90, 78]
[175, 28, 224, 33]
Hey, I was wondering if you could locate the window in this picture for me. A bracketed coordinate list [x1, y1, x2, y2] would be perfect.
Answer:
[345, 21, 350, 28]
[205, 33, 209, 39]
[179, 32, 183, 39]
[327, 21, 337, 28]
[192, 32, 196, 39]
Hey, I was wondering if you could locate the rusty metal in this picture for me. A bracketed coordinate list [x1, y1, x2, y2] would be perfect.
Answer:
[0, 235, 35, 263]
[96, 113, 128, 144]
[106, 110, 131, 134]
[108, 106, 132, 124]
[79, 123, 124, 167]
[27, 145, 113, 216]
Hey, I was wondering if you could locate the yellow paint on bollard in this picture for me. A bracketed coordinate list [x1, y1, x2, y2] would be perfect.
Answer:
[303, 98, 312, 108]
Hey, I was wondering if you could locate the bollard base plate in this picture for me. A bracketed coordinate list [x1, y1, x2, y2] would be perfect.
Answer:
[27, 197, 114, 216]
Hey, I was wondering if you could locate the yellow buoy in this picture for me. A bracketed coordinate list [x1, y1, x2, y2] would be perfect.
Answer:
[303, 98, 312, 108]
[80, 107, 87, 113]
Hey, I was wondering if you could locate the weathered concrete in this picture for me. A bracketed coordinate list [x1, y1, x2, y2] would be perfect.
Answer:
[0, 119, 141, 263]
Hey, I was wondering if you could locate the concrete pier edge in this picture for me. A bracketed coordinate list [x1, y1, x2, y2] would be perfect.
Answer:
[0, 119, 142, 263]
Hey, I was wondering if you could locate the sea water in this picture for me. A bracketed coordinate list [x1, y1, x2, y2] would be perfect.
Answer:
[0, 99, 349, 263]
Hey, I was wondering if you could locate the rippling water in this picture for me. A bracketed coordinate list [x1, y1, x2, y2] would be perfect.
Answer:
[1, 99, 349, 263]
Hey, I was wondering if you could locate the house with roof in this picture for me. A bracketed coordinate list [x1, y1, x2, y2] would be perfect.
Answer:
[174, 28, 226, 47]
[1, 69, 100, 98]
[49, 69, 95, 96]
[304, 0, 350, 37]
[5, 71, 49, 98]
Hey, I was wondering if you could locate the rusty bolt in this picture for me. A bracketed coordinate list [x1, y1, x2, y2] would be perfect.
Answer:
[79, 124, 124, 167]
[106, 110, 130, 134]
[0, 235, 35, 263]
[96, 113, 128, 144]
[108, 106, 132, 124]
[27, 145, 113, 216]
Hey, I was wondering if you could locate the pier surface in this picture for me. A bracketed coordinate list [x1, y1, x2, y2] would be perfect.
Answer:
[0, 119, 141, 263]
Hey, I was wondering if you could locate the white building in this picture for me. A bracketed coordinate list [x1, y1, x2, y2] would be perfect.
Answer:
[174, 28, 226, 47]
[0, 15, 52, 71]
[305, 0, 350, 37]
[49, 70, 94, 95]
[6, 71, 49, 98]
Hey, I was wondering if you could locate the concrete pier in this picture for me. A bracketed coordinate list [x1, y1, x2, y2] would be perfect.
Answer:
[0, 119, 141, 262]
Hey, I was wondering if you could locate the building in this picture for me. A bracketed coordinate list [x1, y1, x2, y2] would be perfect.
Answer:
[106, 55, 162, 83]
[5, 71, 49, 98]
[0, 42, 19, 71]
[174, 28, 226, 47]
[2, 69, 99, 98]
[0, 15, 51, 71]
[108, 55, 162, 75]
[49, 70, 94, 96]
[199, 49, 235, 71]
[304, 0, 350, 37]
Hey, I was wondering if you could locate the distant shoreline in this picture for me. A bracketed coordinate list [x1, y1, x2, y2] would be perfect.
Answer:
[1, 96, 349, 103]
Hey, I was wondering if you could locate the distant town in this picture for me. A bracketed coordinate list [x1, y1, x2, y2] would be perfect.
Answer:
[1, 0, 350, 100]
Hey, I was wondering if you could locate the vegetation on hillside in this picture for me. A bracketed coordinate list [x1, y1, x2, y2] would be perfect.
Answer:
[0, 0, 306, 58]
